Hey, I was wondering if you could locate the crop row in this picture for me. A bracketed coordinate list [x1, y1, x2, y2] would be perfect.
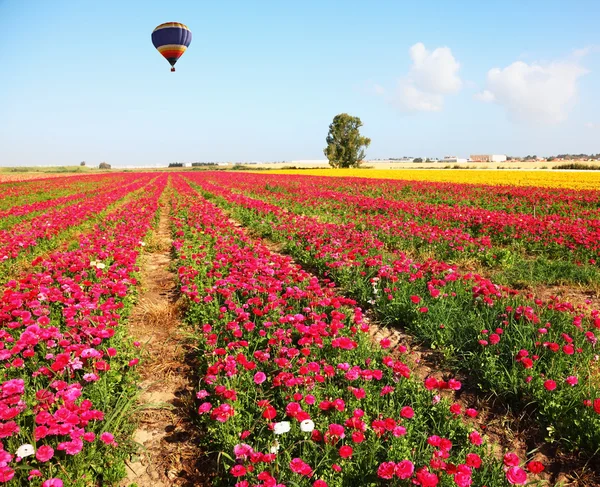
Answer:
[0, 175, 166, 485]
[0, 174, 154, 265]
[211, 173, 600, 264]
[186, 174, 600, 455]
[169, 175, 543, 487]
[271, 174, 600, 217]
[0, 174, 124, 211]
[0, 174, 135, 230]
[207, 173, 600, 288]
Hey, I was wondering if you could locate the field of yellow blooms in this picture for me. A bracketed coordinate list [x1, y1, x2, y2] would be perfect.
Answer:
[264, 168, 600, 190]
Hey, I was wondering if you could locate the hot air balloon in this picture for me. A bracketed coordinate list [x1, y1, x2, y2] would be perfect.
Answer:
[151, 22, 192, 72]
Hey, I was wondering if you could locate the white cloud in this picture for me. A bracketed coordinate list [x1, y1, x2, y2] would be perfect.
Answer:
[378, 42, 462, 112]
[474, 90, 495, 103]
[408, 43, 462, 94]
[573, 45, 600, 58]
[585, 122, 597, 129]
[476, 59, 588, 124]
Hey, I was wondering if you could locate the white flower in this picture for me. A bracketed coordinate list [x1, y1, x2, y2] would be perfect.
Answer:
[16, 444, 34, 458]
[273, 421, 291, 435]
[96, 262, 106, 269]
[270, 440, 280, 453]
[300, 419, 315, 433]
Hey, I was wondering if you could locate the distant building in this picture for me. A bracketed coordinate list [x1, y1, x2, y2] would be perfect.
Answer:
[470, 154, 507, 162]
[443, 156, 468, 163]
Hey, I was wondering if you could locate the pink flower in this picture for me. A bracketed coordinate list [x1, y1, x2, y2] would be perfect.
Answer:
[35, 445, 54, 462]
[100, 432, 116, 446]
[565, 376, 578, 386]
[454, 472, 472, 487]
[395, 460, 414, 479]
[377, 462, 396, 480]
[313, 481, 328, 487]
[506, 466, 528, 485]
[0, 467, 14, 482]
[58, 438, 83, 455]
[28, 470, 42, 480]
[289, 458, 313, 476]
[469, 431, 482, 446]
[543, 380, 557, 391]
[253, 372, 267, 384]
[503, 452, 520, 467]
[233, 443, 253, 460]
[198, 402, 212, 414]
[42, 479, 64, 487]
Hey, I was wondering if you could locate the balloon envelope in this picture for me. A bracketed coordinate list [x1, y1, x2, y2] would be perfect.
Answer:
[151, 22, 192, 70]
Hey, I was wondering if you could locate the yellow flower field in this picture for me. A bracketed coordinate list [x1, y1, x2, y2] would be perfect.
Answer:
[263, 169, 600, 190]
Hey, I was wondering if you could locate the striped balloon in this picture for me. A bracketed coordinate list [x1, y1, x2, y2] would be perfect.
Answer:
[151, 22, 192, 72]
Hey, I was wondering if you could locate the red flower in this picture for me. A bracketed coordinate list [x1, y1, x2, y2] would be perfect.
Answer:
[465, 453, 481, 468]
[526, 461, 545, 474]
[230, 465, 246, 477]
[400, 406, 415, 418]
[543, 380, 557, 391]
[416, 467, 439, 487]
[339, 445, 353, 459]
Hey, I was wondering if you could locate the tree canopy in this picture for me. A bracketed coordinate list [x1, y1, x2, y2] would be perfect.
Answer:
[323, 113, 371, 168]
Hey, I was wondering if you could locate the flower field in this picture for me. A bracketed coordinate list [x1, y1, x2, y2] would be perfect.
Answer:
[0, 170, 598, 486]
[262, 169, 600, 191]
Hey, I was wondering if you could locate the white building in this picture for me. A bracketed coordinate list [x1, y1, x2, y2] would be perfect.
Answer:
[443, 156, 468, 163]
[470, 154, 507, 162]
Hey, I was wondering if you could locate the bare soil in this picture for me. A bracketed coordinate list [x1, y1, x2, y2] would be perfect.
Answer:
[122, 200, 215, 487]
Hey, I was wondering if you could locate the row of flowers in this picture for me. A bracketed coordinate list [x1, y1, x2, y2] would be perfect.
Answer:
[0, 174, 167, 485]
[0, 174, 154, 263]
[213, 173, 600, 262]
[185, 173, 600, 454]
[169, 175, 540, 487]
[266, 172, 600, 217]
[0, 173, 132, 224]
[0, 174, 116, 209]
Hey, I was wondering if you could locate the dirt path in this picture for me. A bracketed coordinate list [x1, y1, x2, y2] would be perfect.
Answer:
[122, 198, 213, 487]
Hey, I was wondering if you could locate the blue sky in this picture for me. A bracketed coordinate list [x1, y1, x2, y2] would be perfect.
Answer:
[0, 0, 599, 166]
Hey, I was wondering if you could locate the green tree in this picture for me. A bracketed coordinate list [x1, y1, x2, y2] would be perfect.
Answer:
[323, 113, 371, 168]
